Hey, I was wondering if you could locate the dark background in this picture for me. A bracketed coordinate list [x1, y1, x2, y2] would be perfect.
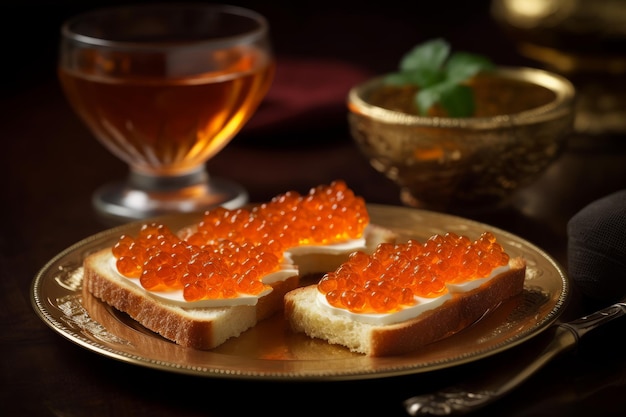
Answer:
[2, 0, 524, 95]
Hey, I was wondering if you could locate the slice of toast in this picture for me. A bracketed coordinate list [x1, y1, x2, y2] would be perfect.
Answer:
[284, 257, 526, 357]
[83, 248, 299, 350]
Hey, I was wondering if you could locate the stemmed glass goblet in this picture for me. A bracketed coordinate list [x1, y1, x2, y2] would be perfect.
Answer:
[58, 4, 274, 222]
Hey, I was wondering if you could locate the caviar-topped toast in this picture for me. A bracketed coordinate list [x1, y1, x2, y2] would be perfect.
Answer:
[82, 181, 396, 349]
[284, 232, 526, 356]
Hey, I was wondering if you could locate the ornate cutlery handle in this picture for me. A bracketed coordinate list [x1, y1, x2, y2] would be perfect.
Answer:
[404, 302, 626, 416]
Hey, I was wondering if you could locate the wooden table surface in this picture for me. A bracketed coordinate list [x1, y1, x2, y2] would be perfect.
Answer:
[3, 2, 626, 416]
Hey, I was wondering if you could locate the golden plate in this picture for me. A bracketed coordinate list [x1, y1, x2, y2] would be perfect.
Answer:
[31, 204, 568, 380]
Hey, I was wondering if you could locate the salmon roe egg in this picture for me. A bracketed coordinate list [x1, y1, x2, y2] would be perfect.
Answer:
[318, 232, 510, 314]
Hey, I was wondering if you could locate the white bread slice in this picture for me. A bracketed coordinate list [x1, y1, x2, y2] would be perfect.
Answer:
[82, 224, 396, 350]
[283, 257, 526, 357]
[82, 248, 299, 350]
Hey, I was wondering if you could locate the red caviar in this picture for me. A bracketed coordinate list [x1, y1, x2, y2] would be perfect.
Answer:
[317, 232, 510, 314]
[113, 223, 282, 301]
[112, 181, 369, 301]
[186, 180, 369, 249]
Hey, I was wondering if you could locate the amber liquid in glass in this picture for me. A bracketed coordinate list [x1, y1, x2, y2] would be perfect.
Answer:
[59, 46, 274, 176]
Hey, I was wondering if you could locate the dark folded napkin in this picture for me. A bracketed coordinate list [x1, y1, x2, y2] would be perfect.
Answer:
[567, 189, 626, 303]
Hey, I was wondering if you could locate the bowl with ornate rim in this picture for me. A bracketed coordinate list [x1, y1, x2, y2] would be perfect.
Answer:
[347, 66, 576, 213]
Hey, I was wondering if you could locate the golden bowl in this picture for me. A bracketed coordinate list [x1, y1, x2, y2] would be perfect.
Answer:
[347, 66, 576, 212]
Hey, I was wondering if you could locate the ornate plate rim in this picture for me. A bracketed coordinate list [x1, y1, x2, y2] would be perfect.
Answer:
[31, 204, 569, 381]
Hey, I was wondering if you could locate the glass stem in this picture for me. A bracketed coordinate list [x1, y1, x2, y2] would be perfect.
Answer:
[128, 166, 209, 193]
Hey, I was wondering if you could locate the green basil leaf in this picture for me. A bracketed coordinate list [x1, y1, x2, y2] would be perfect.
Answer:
[399, 38, 450, 72]
[446, 52, 495, 83]
[384, 72, 413, 86]
[385, 69, 445, 88]
[415, 87, 441, 116]
[388, 38, 494, 117]
[438, 84, 475, 117]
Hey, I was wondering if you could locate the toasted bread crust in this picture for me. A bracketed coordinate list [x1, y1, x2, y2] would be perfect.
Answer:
[284, 257, 526, 356]
[83, 248, 299, 350]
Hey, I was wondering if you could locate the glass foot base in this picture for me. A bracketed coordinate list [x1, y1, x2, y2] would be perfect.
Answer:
[93, 172, 248, 224]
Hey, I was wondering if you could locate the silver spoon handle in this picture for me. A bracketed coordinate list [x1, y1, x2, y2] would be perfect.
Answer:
[403, 302, 626, 416]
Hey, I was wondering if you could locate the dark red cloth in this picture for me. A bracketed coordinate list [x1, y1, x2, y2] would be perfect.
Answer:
[241, 57, 374, 142]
